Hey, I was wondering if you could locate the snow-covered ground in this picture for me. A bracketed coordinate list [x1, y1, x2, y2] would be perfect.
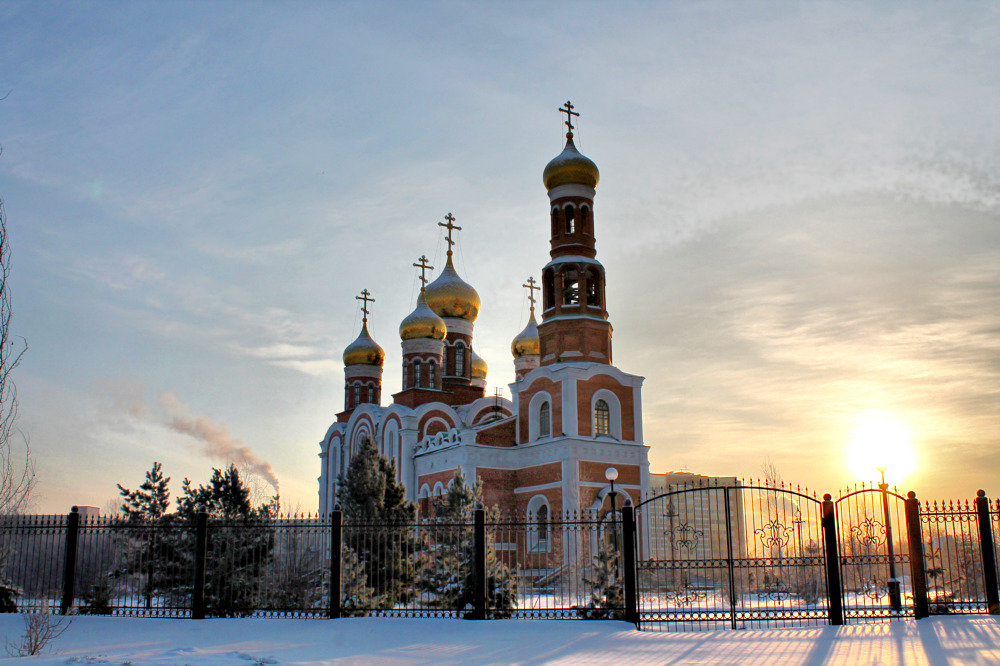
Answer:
[0, 615, 998, 664]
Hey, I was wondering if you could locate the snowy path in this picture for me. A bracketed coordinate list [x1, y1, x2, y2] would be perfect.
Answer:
[1, 615, 998, 664]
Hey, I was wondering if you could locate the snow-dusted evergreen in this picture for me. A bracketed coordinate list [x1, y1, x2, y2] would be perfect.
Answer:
[338, 436, 417, 608]
[418, 469, 517, 618]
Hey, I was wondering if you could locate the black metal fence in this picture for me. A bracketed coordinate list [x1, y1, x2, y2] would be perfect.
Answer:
[0, 484, 997, 631]
[0, 509, 621, 621]
[632, 482, 1000, 631]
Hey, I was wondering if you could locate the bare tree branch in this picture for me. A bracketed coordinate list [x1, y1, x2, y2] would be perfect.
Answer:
[0, 197, 34, 514]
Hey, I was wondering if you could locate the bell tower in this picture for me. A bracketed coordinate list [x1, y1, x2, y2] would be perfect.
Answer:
[538, 101, 612, 366]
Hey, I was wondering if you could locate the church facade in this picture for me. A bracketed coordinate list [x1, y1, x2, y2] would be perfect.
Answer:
[318, 105, 651, 525]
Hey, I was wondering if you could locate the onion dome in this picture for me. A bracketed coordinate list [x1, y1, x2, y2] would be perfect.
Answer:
[470, 349, 487, 380]
[424, 254, 481, 321]
[399, 291, 447, 341]
[343, 321, 385, 367]
[511, 311, 540, 358]
[543, 134, 599, 190]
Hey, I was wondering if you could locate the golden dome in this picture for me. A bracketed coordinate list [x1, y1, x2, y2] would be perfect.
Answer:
[511, 311, 540, 358]
[543, 134, 599, 190]
[470, 349, 487, 379]
[343, 321, 385, 367]
[424, 254, 480, 321]
[399, 291, 447, 341]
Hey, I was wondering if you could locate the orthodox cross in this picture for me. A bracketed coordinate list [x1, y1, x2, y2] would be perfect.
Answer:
[356, 288, 374, 322]
[413, 255, 434, 289]
[559, 100, 579, 135]
[522, 276, 539, 314]
[438, 213, 462, 255]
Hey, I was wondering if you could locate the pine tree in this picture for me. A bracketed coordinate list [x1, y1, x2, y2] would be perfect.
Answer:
[340, 545, 377, 616]
[418, 469, 517, 618]
[118, 462, 170, 520]
[115, 462, 176, 609]
[338, 436, 417, 608]
[174, 465, 277, 617]
[577, 537, 624, 620]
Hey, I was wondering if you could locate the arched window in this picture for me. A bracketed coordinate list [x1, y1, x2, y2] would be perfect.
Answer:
[537, 503, 549, 543]
[594, 399, 610, 436]
[454, 344, 465, 376]
[580, 205, 591, 235]
[428, 360, 436, 389]
[527, 495, 551, 552]
[403, 361, 409, 388]
[414, 360, 422, 388]
[561, 267, 579, 305]
[367, 385, 375, 403]
[543, 268, 555, 310]
[586, 267, 601, 306]
[538, 401, 550, 438]
[352, 385, 360, 407]
[564, 205, 575, 234]
[551, 207, 559, 237]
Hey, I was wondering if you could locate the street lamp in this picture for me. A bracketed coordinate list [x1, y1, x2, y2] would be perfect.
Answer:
[877, 466, 902, 612]
[605, 467, 619, 576]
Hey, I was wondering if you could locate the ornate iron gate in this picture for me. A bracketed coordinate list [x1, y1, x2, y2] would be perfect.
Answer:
[835, 487, 912, 621]
[633, 482, 830, 630]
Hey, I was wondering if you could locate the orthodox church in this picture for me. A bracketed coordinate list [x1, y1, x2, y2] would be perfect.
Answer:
[318, 104, 651, 522]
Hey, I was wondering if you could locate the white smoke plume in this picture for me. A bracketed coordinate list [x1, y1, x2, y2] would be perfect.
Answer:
[159, 391, 280, 492]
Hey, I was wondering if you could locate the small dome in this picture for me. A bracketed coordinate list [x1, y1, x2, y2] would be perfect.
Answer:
[470, 349, 487, 380]
[399, 291, 447, 341]
[424, 255, 480, 322]
[543, 134, 599, 190]
[511, 311, 540, 358]
[343, 321, 385, 367]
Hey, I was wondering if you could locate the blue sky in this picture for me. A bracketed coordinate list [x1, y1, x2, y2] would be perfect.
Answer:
[1, 1, 998, 512]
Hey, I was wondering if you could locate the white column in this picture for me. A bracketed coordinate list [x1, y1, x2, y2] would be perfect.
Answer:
[562, 377, 578, 437]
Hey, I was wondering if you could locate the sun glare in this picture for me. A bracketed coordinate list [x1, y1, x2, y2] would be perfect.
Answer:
[846, 412, 916, 486]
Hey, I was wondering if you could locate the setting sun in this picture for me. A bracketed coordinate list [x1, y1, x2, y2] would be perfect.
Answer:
[846, 412, 917, 486]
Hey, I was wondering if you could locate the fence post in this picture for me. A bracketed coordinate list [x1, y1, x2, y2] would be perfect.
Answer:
[471, 507, 486, 620]
[975, 490, 1000, 615]
[904, 491, 929, 619]
[192, 510, 208, 619]
[60, 506, 80, 615]
[329, 508, 342, 619]
[822, 494, 843, 625]
[621, 503, 638, 626]
[723, 486, 737, 630]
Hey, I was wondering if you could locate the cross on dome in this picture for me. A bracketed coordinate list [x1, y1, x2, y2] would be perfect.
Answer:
[522, 276, 539, 314]
[559, 100, 579, 137]
[355, 288, 374, 322]
[413, 255, 434, 290]
[438, 213, 462, 256]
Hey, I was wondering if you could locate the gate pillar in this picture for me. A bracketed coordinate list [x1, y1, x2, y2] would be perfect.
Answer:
[904, 492, 929, 619]
[822, 494, 844, 625]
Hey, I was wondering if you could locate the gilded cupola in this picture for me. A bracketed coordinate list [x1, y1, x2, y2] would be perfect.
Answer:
[512, 276, 541, 358]
[423, 213, 480, 322]
[511, 311, 540, 358]
[424, 254, 481, 322]
[470, 349, 488, 380]
[343, 320, 385, 367]
[399, 291, 447, 341]
[543, 101, 599, 190]
[543, 135, 599, 190]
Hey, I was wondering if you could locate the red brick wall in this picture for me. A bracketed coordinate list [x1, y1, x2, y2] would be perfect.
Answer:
[475, 420, 515, 447]
[418, 469, 460, 494]
[475, 468, 517, 514]
[576, 376, 634, 439]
